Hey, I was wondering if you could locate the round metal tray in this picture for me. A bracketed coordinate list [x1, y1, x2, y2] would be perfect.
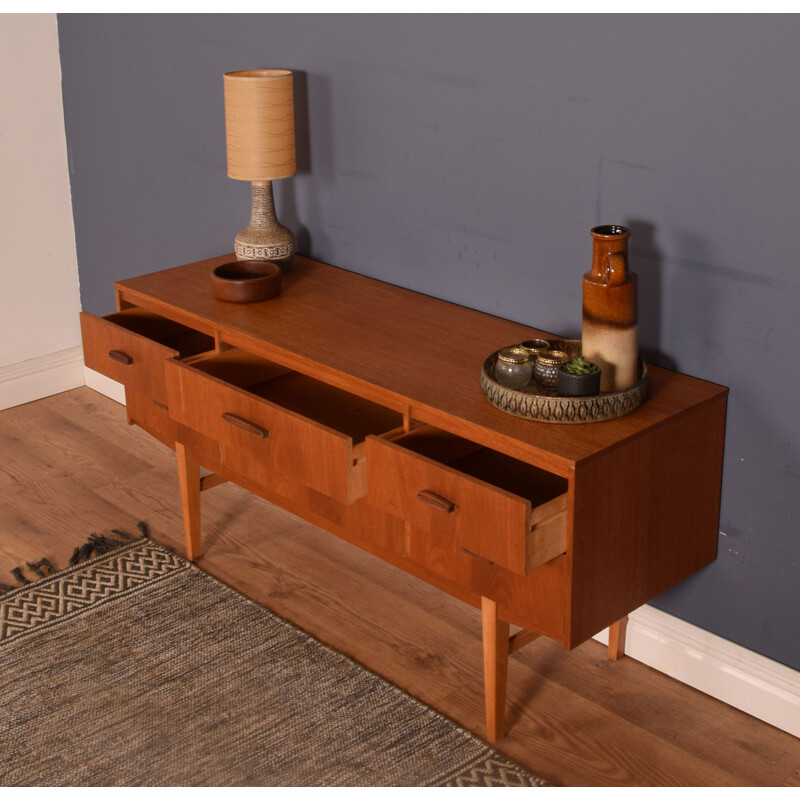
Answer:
[480, 340, 649, 424]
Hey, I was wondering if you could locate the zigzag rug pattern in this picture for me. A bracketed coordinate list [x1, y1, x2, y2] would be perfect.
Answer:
[0, 540, 186, 643]
[0, 535, 548, 787]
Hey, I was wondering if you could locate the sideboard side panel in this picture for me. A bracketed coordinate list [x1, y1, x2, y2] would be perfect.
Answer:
[566, 392, 727, 648]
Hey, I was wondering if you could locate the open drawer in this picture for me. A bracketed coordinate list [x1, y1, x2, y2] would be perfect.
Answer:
[366, 426, 568, 575]
[80, 309, 214, 407]
[165, 348, 404, 504]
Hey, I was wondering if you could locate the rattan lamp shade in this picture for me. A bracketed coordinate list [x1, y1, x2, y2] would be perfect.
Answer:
[224, 69, 296, 181]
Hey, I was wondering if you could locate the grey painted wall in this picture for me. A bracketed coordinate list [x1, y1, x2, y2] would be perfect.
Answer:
[58, 14, 800, 670]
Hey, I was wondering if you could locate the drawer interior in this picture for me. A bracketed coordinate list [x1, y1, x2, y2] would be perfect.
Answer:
[388, 426, 568, 507]
[189, 349, 404, 445]
[106, 308, 214, 359]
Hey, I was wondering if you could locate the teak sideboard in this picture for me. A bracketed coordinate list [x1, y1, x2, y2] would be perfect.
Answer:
[80, 253, 728, 742]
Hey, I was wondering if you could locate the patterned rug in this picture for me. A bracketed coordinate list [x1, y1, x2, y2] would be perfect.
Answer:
[0, 535, 547, 787]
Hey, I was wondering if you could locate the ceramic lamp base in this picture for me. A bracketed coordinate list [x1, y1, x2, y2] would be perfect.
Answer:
[235, 180, 295, 271]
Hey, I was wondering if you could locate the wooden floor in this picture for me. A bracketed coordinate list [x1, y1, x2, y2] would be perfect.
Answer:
[2, 387, 800, 787]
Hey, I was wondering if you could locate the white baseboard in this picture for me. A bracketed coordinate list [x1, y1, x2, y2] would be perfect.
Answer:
[595, 605, 800, 739]
[0, 346, 85, 411]
[83, 366, 125, 404]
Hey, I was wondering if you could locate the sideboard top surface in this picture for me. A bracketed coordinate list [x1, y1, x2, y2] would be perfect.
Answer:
[115, 254, 727, 472]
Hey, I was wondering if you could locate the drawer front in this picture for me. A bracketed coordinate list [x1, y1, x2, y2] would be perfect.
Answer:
[366, 436, 532, 574]
[404, 523, 485, 591]
[81, 311, 178, 406]
[124, 389, 177, 450]
[166, 361, 354, 502]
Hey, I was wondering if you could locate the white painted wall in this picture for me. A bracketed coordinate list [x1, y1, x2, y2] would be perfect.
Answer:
[0, 13, 83, 410]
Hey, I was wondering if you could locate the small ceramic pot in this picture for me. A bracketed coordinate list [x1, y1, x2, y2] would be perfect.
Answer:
[557, 365, 602, 397]
[519, 339, 551, 359]
[533, 350, 569, 387]
[494, 346, 532, 388]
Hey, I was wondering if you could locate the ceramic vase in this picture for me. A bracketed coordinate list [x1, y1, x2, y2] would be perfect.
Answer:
[581, 225, 638, 392]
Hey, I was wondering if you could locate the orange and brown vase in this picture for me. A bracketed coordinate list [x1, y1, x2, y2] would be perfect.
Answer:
[581, 225, 638, 392]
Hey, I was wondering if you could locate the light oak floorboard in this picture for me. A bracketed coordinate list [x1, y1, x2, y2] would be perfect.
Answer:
[2, 387, 799, 787]
[782, 769, 800, 787]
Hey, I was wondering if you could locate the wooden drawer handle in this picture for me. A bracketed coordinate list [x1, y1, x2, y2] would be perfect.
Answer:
[108, 349, 134, 365]
[417, 490, 457, 513]
[221, 412, 270, 439]
[460, 547, 494, 565]
[152, 399, 168, 410]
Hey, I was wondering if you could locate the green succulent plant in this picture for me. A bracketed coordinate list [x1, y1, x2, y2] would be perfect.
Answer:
[562, 356, 598, 375]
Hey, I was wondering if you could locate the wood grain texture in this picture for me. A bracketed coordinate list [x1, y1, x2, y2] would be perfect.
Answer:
[175, 441, 202, 561]
[80, 309, 213, 406]
[567, 392, 727, 647]
[481, 596, 510, 743]
[366, 433, 567, 576]
[124, 388, 178, 450]
[367, 435, 530, 572]
[114, 255, 728, 475]
[2, 388, 799, 787]
[508, 628, 541, 654]
[608, 616, 629, 661]
[166, 354, 401, 505]
[782, 769, 800, 786]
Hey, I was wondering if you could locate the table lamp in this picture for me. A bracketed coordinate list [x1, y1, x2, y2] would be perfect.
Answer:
[223, 69, 296, 270]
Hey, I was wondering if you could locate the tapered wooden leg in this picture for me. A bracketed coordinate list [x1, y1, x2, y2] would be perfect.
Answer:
[608, 615, 629, 661]
[176, 442, 202, 561]
[481, 596, 510, 743]
[124, 388, 134, 425]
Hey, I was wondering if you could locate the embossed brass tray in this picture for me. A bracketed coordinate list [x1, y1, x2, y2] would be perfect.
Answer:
[480, 340, 649, 424]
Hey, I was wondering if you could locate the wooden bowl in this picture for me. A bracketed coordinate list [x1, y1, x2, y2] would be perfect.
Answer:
[211, 260, 282, 303]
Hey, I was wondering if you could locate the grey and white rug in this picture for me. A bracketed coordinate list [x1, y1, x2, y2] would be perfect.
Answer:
[0, 536, 547, 787]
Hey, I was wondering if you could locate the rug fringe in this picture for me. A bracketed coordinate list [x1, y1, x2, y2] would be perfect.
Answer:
[1, 522, 149, 594]
[10, 567, 30, 586]
[26, 561, 47, 579]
